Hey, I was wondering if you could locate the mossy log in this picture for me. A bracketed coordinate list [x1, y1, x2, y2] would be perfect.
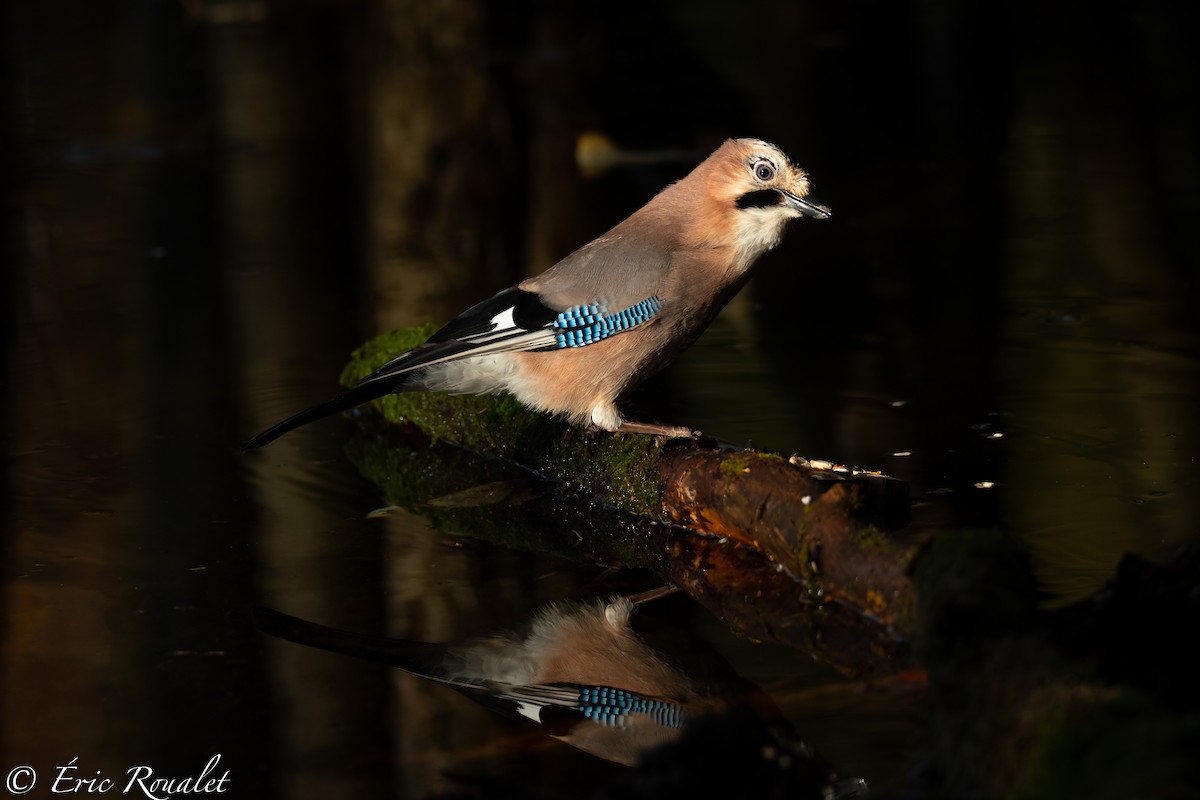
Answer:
[341, 327, 921, 666]
[348, 425, 907, 675]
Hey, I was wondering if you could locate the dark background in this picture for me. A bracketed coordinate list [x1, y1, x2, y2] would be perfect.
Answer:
[3, 0, 1197, 797]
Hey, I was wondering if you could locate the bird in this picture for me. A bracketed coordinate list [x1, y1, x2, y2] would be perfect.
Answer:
[256, 587, 863, 798]
[244, 138, 830, 449]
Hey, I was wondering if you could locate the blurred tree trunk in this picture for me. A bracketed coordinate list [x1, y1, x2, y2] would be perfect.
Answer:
[362, 0, 519, 330]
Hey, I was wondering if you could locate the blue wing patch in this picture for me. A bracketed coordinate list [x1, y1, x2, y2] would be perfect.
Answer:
[577, 686, 683, 729]
[553, 297, 663, 348]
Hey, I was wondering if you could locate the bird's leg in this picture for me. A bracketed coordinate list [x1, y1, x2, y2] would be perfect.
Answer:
[624, 585, 681, 606]
[604, 585, 680, 628]
[615, 420, 699, 438]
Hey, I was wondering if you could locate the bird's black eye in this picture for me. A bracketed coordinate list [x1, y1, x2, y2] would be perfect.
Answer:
[753, 160, 775, 181]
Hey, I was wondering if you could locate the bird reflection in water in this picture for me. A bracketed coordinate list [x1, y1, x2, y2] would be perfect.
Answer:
[257, 588, 867, 799]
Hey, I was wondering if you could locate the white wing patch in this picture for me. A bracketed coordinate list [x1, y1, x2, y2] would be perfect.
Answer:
[514, 700, 544, 723]
[489, 306, 517, 331]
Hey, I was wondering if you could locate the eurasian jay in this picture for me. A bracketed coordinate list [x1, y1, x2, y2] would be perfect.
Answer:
[245, 138, 830, 448]
[257, 589, 865, 797]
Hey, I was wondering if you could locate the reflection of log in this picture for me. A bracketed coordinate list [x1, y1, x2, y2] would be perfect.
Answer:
[348, 424, 905, 677]
[340, 328, 921, 661]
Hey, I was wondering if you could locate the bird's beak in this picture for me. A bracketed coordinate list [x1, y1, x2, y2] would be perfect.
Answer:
[781, 190, 832, 220]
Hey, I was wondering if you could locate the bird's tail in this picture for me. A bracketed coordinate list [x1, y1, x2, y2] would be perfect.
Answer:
[241, 370, 415, 449]
[255, 606, 447, 676]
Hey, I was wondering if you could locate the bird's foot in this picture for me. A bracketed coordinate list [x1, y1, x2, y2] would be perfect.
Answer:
[615, 420, 699, 438]
[624, 585, 681, 606]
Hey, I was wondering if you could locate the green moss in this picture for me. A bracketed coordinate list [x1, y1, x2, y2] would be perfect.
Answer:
[605, 437, 663, 511]
[340, 325, 554, 449]
[719, 453, 753, 480]
[540, 429, 665, 514]
[343, 425, 670, 568]
[851, 524, 887, 551]
[339, 326, 668, 515]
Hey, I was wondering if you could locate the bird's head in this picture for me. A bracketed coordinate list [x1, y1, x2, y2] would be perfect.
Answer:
[722, 138, 830, 220]
[682, 138, 831, 270]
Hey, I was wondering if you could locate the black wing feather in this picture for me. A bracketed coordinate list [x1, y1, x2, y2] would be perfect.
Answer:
[427, 287, 558, 343]
[244, 288, 560, 448]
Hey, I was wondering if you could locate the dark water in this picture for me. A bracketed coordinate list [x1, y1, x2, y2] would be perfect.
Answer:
[3, 0, 1196, 797]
